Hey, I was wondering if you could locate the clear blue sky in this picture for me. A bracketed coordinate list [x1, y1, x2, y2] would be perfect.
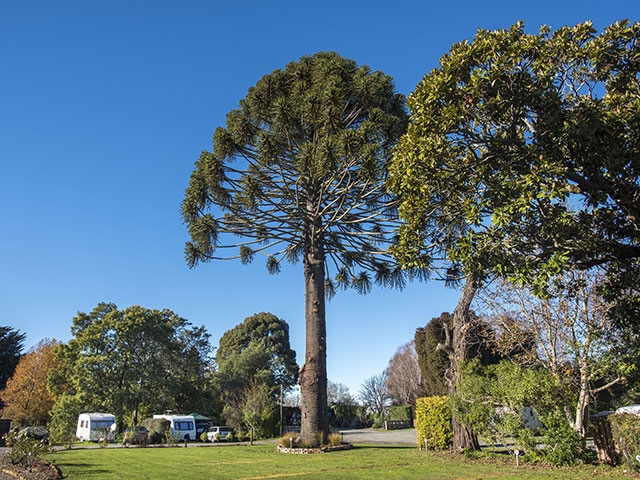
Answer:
[1, 0, 636, 396]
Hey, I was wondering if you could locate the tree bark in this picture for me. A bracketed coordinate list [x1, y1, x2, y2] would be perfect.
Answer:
[441, 277, 480, 453]
[299, 232, 329, 446]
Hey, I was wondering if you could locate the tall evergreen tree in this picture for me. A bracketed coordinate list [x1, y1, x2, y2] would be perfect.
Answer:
[0, 326, 25, 394]
[183, 52, 418, 444]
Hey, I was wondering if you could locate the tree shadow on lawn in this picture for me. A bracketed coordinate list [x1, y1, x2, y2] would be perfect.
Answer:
[349, 444, 416, 450]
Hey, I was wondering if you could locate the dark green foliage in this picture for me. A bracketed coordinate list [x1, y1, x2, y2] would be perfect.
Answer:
[609, 414, 640, 469]
[541, 409, 587, 466]
[182, 51, 414, 291]
[49, 303, 213, 435]
[330, 404, 361, 428]
[388, 405, 413, 423]
[0, 326, 25, 392]
[215, 313, 297, 438]
[415, 314, 451, 396]
[390, 20, 640, 331]
[141, 418, 170, 445]
[47, 395, 80, 445]
[216, 312, 298, 394]
[415, 312, 501, 397]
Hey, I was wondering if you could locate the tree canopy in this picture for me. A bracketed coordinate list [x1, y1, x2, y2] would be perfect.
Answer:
[49, 303, 212, 436]
[389, 20, 640, 325]
[476, 269, 627, 437]
[215, 312, 298, 394]
[183, 51, 416, 443]
[0, 339, 58, 426]
[0, 326, 25, 394]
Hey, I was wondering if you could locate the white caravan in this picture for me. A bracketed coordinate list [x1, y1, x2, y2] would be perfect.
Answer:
[153, 414, 197, 441]
[76, 413, 116, 442]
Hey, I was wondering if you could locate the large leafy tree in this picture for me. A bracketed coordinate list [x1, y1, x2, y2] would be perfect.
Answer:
[389, 20, 640, 324]
[215, 312, 298, 393]
[0, 339, 58, 426]
[0, 326, 25, 394]
[182, 52, 414, 444]
[389, 19, 640, 450]
[49, 303, 212, 435]
[215, 312, 298, 435]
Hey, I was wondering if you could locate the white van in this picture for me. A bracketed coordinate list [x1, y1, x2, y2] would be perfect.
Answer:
[152, 414, 197, 441]
[76, 413, 116, 442]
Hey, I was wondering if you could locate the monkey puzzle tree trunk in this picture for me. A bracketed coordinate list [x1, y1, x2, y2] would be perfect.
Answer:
[440, 277, 480, 453]
[299, 228, 329, 446]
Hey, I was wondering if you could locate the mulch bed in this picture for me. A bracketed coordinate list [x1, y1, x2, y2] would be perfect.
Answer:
[277, 443, 353, 454]
[0, 454, 61, 480]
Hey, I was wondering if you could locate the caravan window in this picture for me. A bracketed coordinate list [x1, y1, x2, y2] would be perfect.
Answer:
[174, 421, 194, 431]
[91, 421, 113, 429]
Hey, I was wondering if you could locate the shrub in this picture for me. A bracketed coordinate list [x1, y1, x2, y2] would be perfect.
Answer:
[415, 396, 452, 451]
[388, 405, 413, 424]
[540, 409, 586, 466]
[330, 404, 359, 427]
[279, 432, 298, 448]
[4, 430, 54, 469]
[609, 413, 640, 469]
[141, 418, 170, 445]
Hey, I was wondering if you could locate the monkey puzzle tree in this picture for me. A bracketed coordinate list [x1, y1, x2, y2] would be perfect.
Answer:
[182, 52, 414, 444]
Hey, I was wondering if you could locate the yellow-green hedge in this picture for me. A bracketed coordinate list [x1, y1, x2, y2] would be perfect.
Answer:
[415, 396, 452, 450]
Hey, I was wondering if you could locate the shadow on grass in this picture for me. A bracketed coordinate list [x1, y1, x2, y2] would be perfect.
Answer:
[349, 444, 416, 450]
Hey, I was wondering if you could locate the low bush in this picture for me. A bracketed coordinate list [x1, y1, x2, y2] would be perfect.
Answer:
[3, 429, 55, 470]
[609, 413, 640, 469]
[142, 418, 171, 445]
[415, 396, 452, 451]
[540, 409, 586, 466]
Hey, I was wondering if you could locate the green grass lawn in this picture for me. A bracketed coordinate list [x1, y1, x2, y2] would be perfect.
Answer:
[44, 443, 638, 480]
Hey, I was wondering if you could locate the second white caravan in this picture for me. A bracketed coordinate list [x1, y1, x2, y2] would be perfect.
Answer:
[152, 414, 197, 441]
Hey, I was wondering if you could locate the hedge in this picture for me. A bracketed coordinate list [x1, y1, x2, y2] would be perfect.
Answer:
[415, 396, 452, 451]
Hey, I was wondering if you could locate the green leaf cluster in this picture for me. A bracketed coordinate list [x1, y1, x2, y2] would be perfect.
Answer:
[48, 303, 213, 438]
[609, 413, 640, 468]
[389, 20, 640, 314]
[215, 312, 298, 393]
[455, 360, 553, 451]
